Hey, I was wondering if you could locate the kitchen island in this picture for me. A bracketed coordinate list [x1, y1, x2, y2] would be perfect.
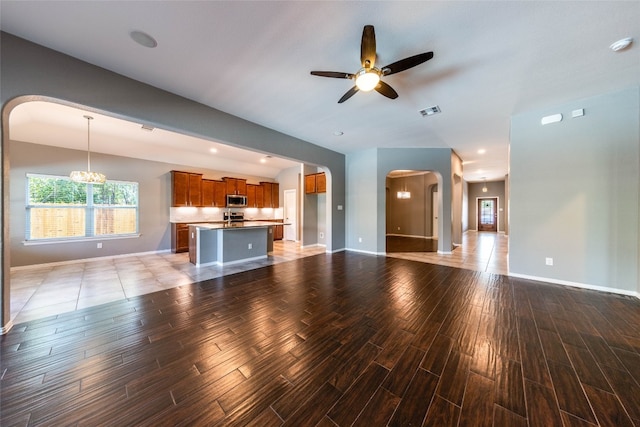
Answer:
[188, 221, 284, 266]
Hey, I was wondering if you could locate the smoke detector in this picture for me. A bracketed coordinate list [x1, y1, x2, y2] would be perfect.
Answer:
[419, 105, 441, 117]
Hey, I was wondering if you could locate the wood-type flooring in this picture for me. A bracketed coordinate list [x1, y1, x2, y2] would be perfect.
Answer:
[386, 236, 438, 253]
[2, 252, 639, 426]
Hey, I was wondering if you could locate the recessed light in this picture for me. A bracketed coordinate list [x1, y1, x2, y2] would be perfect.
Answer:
[333, 131, 344, 136]
[260, 155, 272, 164]
[130, 30, 158, 48]
[209, 148, 218, 154]
[477, 149, 486, 155]
[610, 37, 633, 52]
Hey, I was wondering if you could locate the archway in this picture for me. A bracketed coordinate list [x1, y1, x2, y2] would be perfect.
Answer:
[385, 170, 439, 253]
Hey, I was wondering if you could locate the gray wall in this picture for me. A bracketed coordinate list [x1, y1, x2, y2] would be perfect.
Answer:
[510, 87, 639, 294]
[462, 180, 469, 232]
[0, 32, 346, 330]
[302, 164, 318, 247]
[467, 180, 507, 232]
[346, 147, 454, 254]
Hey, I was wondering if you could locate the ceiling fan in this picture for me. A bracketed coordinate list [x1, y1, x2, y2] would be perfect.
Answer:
[311, 25, 434, 103]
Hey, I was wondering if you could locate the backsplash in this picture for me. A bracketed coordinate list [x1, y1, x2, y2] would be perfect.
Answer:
[170, 207, 283, 223]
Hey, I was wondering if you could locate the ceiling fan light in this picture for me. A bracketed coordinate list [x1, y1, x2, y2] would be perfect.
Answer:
[355, 69, 380, 92]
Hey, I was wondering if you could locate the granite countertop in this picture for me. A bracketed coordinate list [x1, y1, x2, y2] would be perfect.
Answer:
[188, 221, 286, 230]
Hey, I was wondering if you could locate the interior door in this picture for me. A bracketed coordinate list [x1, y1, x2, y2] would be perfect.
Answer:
[478, 198, 498, 232]
[284, 189, 297, 241]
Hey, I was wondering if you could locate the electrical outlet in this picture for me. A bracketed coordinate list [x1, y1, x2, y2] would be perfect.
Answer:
[97, 243, 102, 249]
[358, 237, 362, 243]
[319, 232, 324, 238]
[545, 257, 553, 266]
[248, 243, 252, 249]
[397, 226, 400, 231]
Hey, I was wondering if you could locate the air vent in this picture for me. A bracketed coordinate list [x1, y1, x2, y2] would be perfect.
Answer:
[419, 105, 441, 117]
[141, 124, 155, 132]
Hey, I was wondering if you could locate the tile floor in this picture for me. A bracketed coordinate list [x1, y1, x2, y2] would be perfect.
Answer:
[9, 241, 326, 325]
[386, 230, 508, 275]
[9, 231, 507, 325]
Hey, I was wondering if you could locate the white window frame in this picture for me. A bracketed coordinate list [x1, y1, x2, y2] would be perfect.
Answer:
[25, 173, 140, 244]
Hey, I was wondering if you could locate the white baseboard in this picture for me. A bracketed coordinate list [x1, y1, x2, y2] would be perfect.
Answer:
[386, 233, 436, 239]
[327, 247, 345, 254]
[10, 249, 173, 271]
[1, 320, 14, 335]
[509, 272, 640, 299]
[346, 248, 386, 256]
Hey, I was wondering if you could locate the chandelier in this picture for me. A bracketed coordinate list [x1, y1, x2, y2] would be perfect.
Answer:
[70, 115, 106, 184]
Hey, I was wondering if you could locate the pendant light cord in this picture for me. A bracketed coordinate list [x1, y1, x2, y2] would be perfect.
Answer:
[85, 115, 93, 172]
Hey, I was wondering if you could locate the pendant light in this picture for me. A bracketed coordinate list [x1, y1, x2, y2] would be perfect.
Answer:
[70, 115, 106, 184]
[397, 176, 411, 199]
[482, 178, 488, 193]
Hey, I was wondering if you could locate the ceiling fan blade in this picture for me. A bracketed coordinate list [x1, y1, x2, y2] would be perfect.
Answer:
[382, 52, 434, 76]
[360, 25, 376, 68]
[338, 86, 359, 103]
[375, 81, 398, 99]
[310, 71, 354, 79]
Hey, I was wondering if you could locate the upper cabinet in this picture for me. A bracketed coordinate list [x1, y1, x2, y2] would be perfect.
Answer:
[172, 171, 277, 208]
[305, 172, 326, 194]
[172, 170, 203, 206]
[224, 177, 247, 196]
[202, 179, 227, 207]
[247, 184, 264, 208]
[214, 180, 227, 207]
[260, 182, 279, 208]
[201, 179, 215, 206]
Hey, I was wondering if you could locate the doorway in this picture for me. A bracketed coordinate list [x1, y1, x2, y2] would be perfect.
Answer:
[478, 198, 498, 232]
[283, 189, 297, 241]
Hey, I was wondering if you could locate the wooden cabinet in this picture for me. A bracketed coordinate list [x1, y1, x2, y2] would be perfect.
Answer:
[260, 182, 279, 208]
[201, 179, 215, 206]
[273, 223, 284, 240]
[247, 184, 266, 208]
[171, 223, 190, 253]
[224, 177, 247, 195]
[316, 172, 326, 193]
[171, 170, 203, 206]
[255, 185, 264, 208]
[214, 180, 226, 207]
[305, 174, 316, 194]
[201, 179, 227, 207]
[305, 172, 326, 194]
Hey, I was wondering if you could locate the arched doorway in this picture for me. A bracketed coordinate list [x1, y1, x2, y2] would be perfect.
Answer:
[385, 170, 439, 253]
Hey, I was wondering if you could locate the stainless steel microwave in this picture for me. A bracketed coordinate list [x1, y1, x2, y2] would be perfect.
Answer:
[226, 194, 247, 207]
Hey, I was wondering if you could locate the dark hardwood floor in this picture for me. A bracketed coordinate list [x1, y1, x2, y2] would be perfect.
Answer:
[386, 235, 439, 253]
[2, 252, 639, 426]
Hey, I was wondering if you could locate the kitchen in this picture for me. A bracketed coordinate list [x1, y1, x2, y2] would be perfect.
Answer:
[8, 100, 329, 268]
[170, 171, 327, 266]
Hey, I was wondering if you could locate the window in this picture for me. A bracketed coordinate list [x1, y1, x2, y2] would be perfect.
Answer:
[26, 174, 139, 241]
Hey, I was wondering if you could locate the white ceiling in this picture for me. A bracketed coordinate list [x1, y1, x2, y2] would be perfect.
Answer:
[9, 101, 302, 178]
[2, 1, 639, 182]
